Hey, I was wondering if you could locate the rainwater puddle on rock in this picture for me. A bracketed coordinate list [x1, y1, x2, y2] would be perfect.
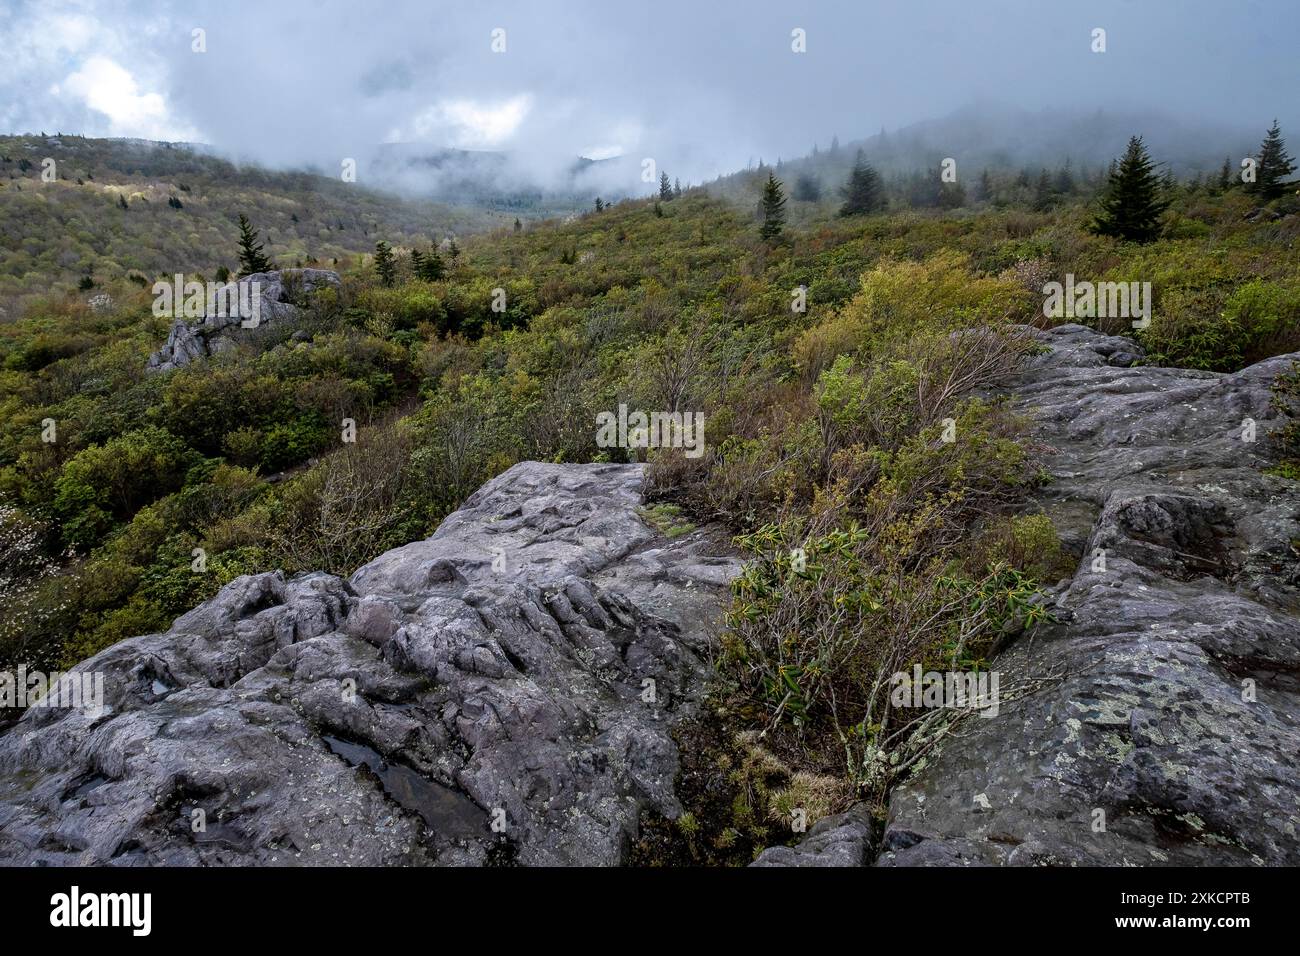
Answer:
[322, 735, 484, 840]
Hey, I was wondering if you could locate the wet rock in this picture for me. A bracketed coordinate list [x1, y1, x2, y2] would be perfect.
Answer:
[0, 463, 741, 866]
[879, 325, 1300, 867]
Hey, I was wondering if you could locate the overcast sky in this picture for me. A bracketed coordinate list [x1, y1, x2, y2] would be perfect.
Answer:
[2, 0, 1297, 185]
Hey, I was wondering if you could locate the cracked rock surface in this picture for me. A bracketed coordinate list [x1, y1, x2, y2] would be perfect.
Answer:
[0, 462, 740, 865]
[877, 325, 1300, 866]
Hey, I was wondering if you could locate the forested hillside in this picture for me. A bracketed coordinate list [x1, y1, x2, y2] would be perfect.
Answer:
[0, 135, 507, 318]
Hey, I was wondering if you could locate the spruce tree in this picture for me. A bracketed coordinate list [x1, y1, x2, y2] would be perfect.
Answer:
[236, 213, 272, 275]
[793, 173, 822, 202]
[416, 247, 445, 281]
[1033, 169, 1055, 211]
[1218, 156, 1233, 192]
[1253, 120, 1296, 201]
[1091, 136, 1169, 243]
[659, 172, 673, 201]
[374, 240, 395, 286]
[839, 151, 885, 216]
[759, 172, 786, 241]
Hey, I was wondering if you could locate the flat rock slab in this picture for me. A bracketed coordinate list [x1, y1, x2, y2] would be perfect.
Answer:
[0, 462, 741, 865]
[878, 325, 1300, 866]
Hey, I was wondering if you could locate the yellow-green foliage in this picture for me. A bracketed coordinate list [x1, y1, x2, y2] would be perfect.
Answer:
[793, 250, 1034, 376]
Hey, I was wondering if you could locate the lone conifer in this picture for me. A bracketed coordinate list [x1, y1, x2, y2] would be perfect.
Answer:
[374, 240, 395, 286]
[1253, 120, 1296, 201]
[759, 172, 786, 241]
[236, 214, 273, 275]
[839, 151, 885, 216]
[1092, 137, 1169, 243]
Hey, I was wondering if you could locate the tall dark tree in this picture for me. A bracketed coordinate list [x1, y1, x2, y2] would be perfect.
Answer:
[1033, 169, 1055, 211]
[759, 172, 787, 241]
[1253, 120, 1296, 201]
[1091, 136, 1169, 243]
[793, 172, 822, 202]
[415, 247, 445, 281]
[1217, 156, 1233, 192]
[374, 240, 396, 287]
[659, 172, 673, 201]
[839, 151, 885, 216]
[236, 213, 272, 275]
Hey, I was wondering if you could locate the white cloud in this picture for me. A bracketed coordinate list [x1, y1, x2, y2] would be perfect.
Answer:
[59, 55, 198, 141]
[398, 94, 533, 148]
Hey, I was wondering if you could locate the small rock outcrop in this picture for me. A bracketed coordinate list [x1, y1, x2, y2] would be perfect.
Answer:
[146, 268, 339, 373]
[878, 325, 1300, 866]
[0, 463, 740, 865]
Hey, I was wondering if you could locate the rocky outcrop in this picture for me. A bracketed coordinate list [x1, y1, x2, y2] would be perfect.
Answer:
[878, 325, 1300, 866]
[146, 269, 339, 373]
[0, 463, 741, 865]
[5, 325, 1298, 867]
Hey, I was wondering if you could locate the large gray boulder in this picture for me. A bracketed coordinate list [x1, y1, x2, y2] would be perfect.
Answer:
[146, 268, 339, 373]
[0, 463, 740, 865]
[877, 325, 1300, 866]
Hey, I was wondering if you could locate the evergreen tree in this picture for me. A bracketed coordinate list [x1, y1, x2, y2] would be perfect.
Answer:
[374, 240, 396, 286]
[1033, 169, 1055, 211]
[977, 168, 993, 203]
[594, 197, 604, 212]
[416, 247, 445, 281]
[793, 173, 822, 202]
[1217, 156, 1233, 192]
[1053, 161, 1075, 195]
[659, 172, 673, 201]
[1253, 120, 1296, 201]
[839, 151, 885, 216]
[1091, 136, 1169, 243]
[236, 213, 272, 275]
[759, 172, 787, 241]
[673, 177, 682, 198]
[513, 217, 522, 232]
[938, 180, 966, 210]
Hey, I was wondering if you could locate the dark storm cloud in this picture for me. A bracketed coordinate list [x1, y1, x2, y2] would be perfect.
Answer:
[2, 0, 1297, 189]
